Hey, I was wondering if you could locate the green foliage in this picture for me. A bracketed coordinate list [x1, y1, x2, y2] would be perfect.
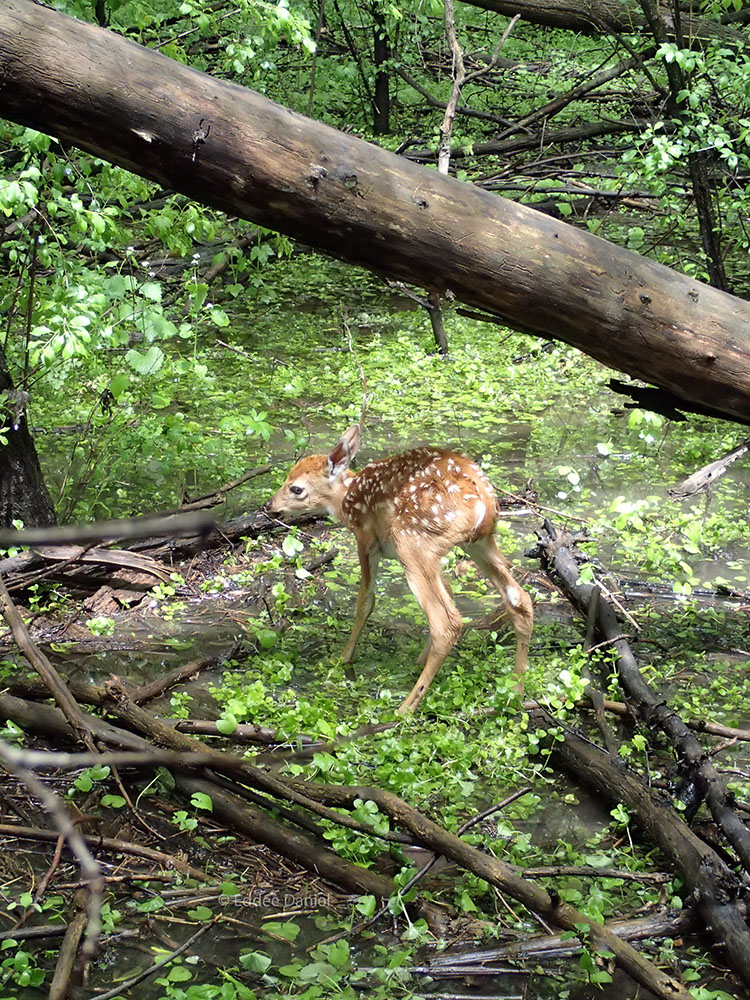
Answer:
[85, 614, 116, 635]
[0, 940, 45, 990]
[1, 248, 747, 993]
[71, 763, 111, 795]
[3, 7, 750, 998]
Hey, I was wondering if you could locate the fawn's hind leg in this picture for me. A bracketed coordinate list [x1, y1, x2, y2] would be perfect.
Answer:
[397, 549, 463, 713]
[462, 536, 533, 691]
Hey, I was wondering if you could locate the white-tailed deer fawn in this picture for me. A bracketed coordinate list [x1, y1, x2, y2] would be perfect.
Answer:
[267, 425, 533, 713]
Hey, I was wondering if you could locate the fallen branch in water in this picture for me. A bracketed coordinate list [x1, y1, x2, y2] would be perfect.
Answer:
[531, 518, 750, 987]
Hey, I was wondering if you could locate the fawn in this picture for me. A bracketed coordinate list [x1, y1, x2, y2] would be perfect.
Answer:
[267, 425, 533, 713]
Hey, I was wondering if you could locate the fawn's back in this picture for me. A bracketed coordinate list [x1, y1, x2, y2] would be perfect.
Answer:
[341, 447, 499, 552]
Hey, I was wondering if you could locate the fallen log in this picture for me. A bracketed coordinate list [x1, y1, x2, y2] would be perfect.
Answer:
[533, 519, 750, 871]
[528, 704, 750, 988]
[31, 545, 171, 583]
[3, 0, 750, 424]
[0, 509, 279, 582]
[423, 907, 693, 965]
[458, 0, 744, 44]
[0, 692, 398, 903]
[530, 522, 750, 985]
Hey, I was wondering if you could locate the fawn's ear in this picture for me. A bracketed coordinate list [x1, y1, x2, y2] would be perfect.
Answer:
[327, 424, 361, 479]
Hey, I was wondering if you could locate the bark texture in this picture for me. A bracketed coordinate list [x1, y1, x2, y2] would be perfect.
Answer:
[531, 522, 750, 985]
[2, 1, 750, 422]
[529, 703, 750, 987]
[0, 352, 56, 528]
[458, 0, 742, 44]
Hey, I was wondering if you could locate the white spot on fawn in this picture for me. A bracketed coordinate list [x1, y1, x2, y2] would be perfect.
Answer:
[506, 585, 521, 608]
[473, 501, 486, 531]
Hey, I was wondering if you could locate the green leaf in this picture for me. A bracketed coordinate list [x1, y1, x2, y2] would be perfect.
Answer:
[190, 791, 213, 812]
[142, 311, 178, 342]
[216, 714, 238, 735]
[124, 345, 164, 375]
[355, 894, 377, 917]
[263, 920, 299, 941]
[109, 373, 129, 398]
[255, 629, 278, 649]
[278, 963, 302, 978]
[137, 896, 165, 913]
[298, 961, 336, 982]
[457, 889, 477, 912]
[240, 951, 272, 973]
[166, 965, 192, 982]
[101, 794, 126, 808]
[326, 938, 350, 968]
[282, 534, 304, 558]
[209, 306, 230, 327]
[140, 281, 162, 302]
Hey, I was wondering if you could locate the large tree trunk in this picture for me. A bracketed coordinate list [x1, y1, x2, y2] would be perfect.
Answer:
[2, 0, 750, 423]
[457, 0, 743, 44]
[0, 351, 56, 528]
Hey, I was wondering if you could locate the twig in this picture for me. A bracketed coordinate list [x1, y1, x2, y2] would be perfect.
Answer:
[129, 642, 243, 705]
[0, 822, 207, 879]
[522, 865, 669, 883]
[0, 739, 105, 962]
[585, 634, 631, 653]
[438, 13, 520, 174]
[177, 464, 272, 509]
[0, 509, 216, 548]
[87, 919, 215, 1000]
[0, 577, 97, 751]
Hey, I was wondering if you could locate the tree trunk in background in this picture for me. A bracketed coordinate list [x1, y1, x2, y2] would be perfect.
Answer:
[0, 352, 57, 528]
[2, 0, 750, 425]
[636, 0, 729, 293]
[456, 0, 742, 45]
[371, 4, 390, 135]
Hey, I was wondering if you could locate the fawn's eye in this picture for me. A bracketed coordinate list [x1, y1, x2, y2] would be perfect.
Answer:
[289, 485, 305, 496]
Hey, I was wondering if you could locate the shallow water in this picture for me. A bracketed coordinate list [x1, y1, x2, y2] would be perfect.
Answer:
[17, 256, 750, 998]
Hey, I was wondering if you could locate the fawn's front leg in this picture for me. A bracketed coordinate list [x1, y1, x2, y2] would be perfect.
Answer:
[341, 539, 380, 662]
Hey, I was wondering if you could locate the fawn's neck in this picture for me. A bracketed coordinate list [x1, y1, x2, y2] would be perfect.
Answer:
[328, 471, 356, 523]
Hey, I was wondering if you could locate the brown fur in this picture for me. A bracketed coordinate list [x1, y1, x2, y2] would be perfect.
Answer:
[268, 425, 533, 712]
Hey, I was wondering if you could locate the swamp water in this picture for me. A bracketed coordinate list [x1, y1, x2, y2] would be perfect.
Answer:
[16, 256, 750, 998]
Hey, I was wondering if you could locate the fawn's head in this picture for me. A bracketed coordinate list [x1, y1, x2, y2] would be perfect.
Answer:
[267, 424, 361, 519]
